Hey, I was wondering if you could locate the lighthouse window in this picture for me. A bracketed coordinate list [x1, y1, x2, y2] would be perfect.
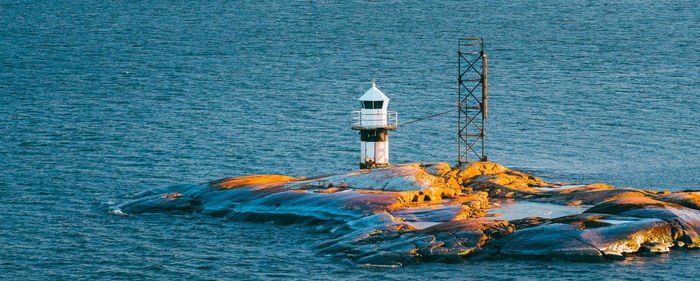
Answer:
[361, 101, 384, 109]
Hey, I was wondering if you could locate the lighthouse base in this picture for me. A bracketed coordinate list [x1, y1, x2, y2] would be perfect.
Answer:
[360, 162, 390, 169]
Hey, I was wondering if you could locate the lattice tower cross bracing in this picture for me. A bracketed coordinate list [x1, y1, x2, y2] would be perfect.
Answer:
[458, 38, 487, 163]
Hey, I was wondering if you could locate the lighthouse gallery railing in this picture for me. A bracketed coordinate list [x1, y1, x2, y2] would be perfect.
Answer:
[351, 111, 397, 130]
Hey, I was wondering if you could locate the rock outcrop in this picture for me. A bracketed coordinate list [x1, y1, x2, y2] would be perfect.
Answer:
[112, 162, 699, 266]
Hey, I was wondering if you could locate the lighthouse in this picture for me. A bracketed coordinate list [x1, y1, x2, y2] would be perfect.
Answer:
[351, 81, 397, 169]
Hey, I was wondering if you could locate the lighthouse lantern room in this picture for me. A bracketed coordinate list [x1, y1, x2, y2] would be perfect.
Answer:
[351, 81, 397, 169]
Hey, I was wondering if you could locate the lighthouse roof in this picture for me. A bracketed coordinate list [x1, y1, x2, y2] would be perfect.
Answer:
[359, 82, 390, 102]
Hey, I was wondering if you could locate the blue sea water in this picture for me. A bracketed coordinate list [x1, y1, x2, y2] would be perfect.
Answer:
[1, 0, 698, 279]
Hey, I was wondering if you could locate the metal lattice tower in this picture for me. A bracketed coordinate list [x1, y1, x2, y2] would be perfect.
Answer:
[458, 38, 488, 164]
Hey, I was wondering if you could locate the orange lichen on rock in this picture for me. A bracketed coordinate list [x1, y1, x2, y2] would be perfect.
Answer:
[535, 186, 653, 206]
[421, 162, 453, 177]
[581, 183, 617, 190]
[584, 197, 686, 215]
[209, 175, 298, 189]
[151, 193, 182, 199]
[463, 179, 539, 199]
[454, 161, 509, 180]
[656, 192, 700, 210]
[452, 162, 550, 200]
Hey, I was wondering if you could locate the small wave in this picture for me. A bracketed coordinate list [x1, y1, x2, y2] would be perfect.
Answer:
[108, 208, 129, 216]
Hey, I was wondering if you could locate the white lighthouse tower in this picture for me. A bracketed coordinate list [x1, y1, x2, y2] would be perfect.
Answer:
[351, 81, 397, 169]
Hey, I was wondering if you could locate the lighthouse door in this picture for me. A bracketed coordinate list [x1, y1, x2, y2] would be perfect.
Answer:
[374, 140, 388, 164]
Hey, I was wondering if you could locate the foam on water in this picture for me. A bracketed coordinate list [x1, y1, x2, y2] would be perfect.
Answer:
[108, 208, 128, 216]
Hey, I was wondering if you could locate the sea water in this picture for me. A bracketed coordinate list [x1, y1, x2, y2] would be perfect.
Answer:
[1, 0, 698, 279]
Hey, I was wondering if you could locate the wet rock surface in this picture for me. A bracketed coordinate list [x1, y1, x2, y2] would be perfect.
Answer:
[113, 162, 699, 265]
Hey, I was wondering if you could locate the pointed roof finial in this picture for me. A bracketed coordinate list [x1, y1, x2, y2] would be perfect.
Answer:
[359, 80, 389, 102]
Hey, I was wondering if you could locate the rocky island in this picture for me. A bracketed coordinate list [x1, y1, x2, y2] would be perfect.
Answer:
[113, 162, 700, 267]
